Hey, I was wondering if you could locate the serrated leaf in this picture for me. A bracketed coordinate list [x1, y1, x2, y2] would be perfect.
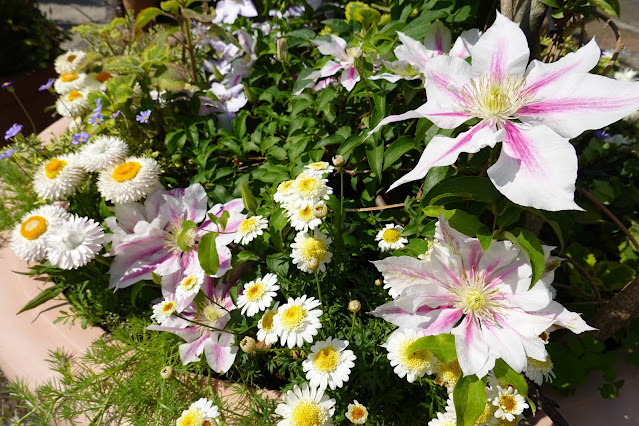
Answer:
[17, 285, 65, 314]
[503, 228, 545, 286]
[198, 232, 219, 276]
[453, 375, 486, 426]
[407, 334, 457, 362]
[135, 7, 164, 28]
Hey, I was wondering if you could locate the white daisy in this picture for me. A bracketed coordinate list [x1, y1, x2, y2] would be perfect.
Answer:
[45, 215, 105, 269]
[302, 337, 356, 391]
[85, 71, 115, 91]
[55, 89, 90, 117]
[274, 179, 296, 205]
[175, 268, 206, 309]
[53, 72, 88, 94]
[428, 411, 456, 426]
[33, 154, 86, 200]
[288, 203, 322, 232]
[152, 297, 179, 325]
[233, 215, 268, 245]
[77, 135, 129, 172]
[345, 400, 368, 425]
[376, 223, 408, 251]
[523, 355, 555, 385]
[176, 397, 220, 426]
[9, 205, 70, 262]
[97, 157, 161, 204]
[237, 273, 279, 317]
[257, 302, 280, 345]
[434, 359, 462, 393]
[290, 171, 332, 208]
[304, 161, 334, 175]
[383, 328, 437, 383]
[275, 382, 335, 426]
[290, 230, 333, 273]
[273, 295, 322, 348]
[492, 386, 528, 422]
[54, 50, 87, 74]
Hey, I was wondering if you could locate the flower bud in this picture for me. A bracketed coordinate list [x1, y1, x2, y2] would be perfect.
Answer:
[348, 300, 361, 313]
[374, 278, 383, 286]
[160, 366, 174, 380]
[276, 38, 289, 63]
[332, 155, 345, 167]
[313, 202, 328, 219]
[306, 257, 320, 271]
[240, 336, 256, 354]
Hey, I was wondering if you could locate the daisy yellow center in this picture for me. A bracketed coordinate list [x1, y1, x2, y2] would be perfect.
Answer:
[459, 74, 531, 124]
[291, 400, 324, 426]
[20, 216, 47, 240]
[112, 161, 141, 182]
[261, 310, 276, 331]
[527, 356, 553, 370]
[280, 305, 307, 331]
[299, 206, 315, 221]
[246, 281, 266, 302]
[296, 177, 321, 197]
[500, 394, 517, 413]
[399, 340, 432, 373]
[45, 158, 67, 179]
[162, 301, 176, 314]
[382, 228, 401, 243]
[350, 406, 366, 421]
[67, 54, 77, 62]
[61, 72, 78, 82]
[239, 217, 259, 235]
[67, 90, 83, 101]
[300, 237, 328, 263]
[313, 346, 339, 372]
[435, 359, 461, 388]
[176, 409, 203, 426]
[278, 180, 293, 193]
[308, 162, 326, 171]
[96, 71, 112, 82]
[180, 275, 198, 292]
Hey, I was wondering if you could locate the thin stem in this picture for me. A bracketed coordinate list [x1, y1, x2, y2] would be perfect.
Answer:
[346, 203, 405, 212]
[9, 90, 37, 134]
[182, 15, 199, 83]
[340, 169, 344, 221]
[348, 311, 356, 341]
[315, 271, 323, 307]
[174, 313, 243, 336]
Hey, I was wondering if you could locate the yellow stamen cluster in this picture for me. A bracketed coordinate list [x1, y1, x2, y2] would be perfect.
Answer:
[60, 72, 78, 82]
[300, 237, 328, 268]
[313, 346, 339, 372]
[245, 281, 266, 302]
[162, 301, 176, 314]
[176, 409, 203, 426]
[45, 158, 67, 179]
[398, 340, 433, 374]
[180, 275, 199, 292]
[261, 310, 276, 331]
[112, 161, 141, 182]
[291, 400, 325, 426]
[458, 74, 532, 124]
[20, 216, 47, 240]
[382, 228, 401, 243]
[239, 217, 259, 235]
[67, 90, 83, 101]
[280, 305, 307, 331]
[435, 359, 462, 389]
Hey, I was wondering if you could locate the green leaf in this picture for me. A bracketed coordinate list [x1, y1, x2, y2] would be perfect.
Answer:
[423, 207, 491, 243]
[383, 136, 414, 169]
[142, 44, 169, 63]
[229, 283, 239, 306]
[99, 198, 114, 219]
[151, 271, 162, 285]
[217, 210, 230, 232]
[407, 334, 457, 363]
[493, 358, 528, 396]
[241, 183, 258, 213]
[160, 0, 179, 13]
[130, 281, 146, 308]
[503, 228, 546, 286]
[366, 141, 384, 182]
[453, 375, 486, 426]
[135, 7, 164, 28]
[198, 232, 219, 276]
[177, 220, 198, 251]
[266, 253, 289, 277]
[17, 284, 65, 314]
[181, 7, 216, 22]
[427, 176, 500, 205]
[234, 250, 258, 266]
[590, 0, 620, 16]
[322, 18, 350, 33]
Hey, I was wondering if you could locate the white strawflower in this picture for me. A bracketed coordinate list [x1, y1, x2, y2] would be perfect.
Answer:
[237, 273, 279, 317]
[428, 411, 456, 426]
[176, 397, 220, 426]
[273, 295, 322, 348]
[55, 89, 90, 117]
[152, 297, 179, 325]
[45, 215, 105, 269]
[288, 203, 322, 231]
[77, 136, 129, 172]
[234, 215, 268, 245]
[257, 302, 280, 345]
[9, 205, 70, 262]
[376, 223, 408, 251]
[345, 400, 368, 424]
[492, 386, 528, 422]
[275, 382, 335, 426]
[524, 355, 555, 385]
[33, 154, 86, 200]
[290, 171, 332, 208]
[53, 72, 88, 94]
[97, 157, 161, 204]
[274, 179, 296, 205]
[383, 329, 437, 383]
[54, 50, 87, 74]
[290, 230, 333, 273]
[305, 161, 334, 175]
[302, 337, 356, 391]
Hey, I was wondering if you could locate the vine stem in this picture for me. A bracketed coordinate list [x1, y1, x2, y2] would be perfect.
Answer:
[346, 203, 404, 212]
[594, 9, 624, 77]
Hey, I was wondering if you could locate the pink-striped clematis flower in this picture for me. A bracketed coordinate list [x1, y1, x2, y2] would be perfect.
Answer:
[371, 214, 594, 378]
[371, 12, 639, 211]
[311, 35, 361, 91]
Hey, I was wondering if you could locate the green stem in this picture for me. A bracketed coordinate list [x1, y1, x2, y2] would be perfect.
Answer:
[348, 311, 356, 341]
[315, 271, 323, 307]
[174, 314, 243, 336]
[182, 14, 199, 83]
[9, 89, 37, 134]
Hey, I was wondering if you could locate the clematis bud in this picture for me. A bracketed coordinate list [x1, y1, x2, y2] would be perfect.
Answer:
[276, 38, 288, 63]
[160, 366, 174, 380]
[240, 336, 256, 354]
[348, 300, 361, 313]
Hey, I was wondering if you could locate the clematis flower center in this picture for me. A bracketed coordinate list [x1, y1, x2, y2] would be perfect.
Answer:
[112, 161, 141, 182]
[200, 303, 226, 327]
[45, 158, 67, 179]
[346, 47, 361, 60]
[313, 346, 339, 372]
[245, 281, 265, 302]
[458, 74, 531, 124]
[453, 276, 504, 322]
[291, 400, 325, 426]
[280, 305, 307, 331]
[20, 216, 47, 240]
[164, 220, 198, 253]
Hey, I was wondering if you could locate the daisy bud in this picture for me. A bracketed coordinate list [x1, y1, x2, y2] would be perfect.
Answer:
[374, 278, 383, 286]
[313, 202, 328, 219]
[160, 366, 174, 380]
[305, 257, 320, 272]
[348, 300, 361, 313]
[332, 155, 345, 167]
[240, 336, 256, 354]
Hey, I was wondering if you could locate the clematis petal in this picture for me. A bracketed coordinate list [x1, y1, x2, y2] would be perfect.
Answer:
[449, 28, 482, 59]
[203, 332, 238, 374]
[389, 123, 503, 191]
[318, 60, 344, 78]
[369, 301, 436, 329]
[517, 73, 639, 139]
[423, 55, 473, 117]
[482, 322, 527, 372]
[470, 11, 529, 79]
[183, 183, 208, 223]
[313, 35, 350, 62]
[422, 20, 451, 56]
[339, 65, 360, 91]
[179, 332, 209, 364]
[371, 256, 442, 298]
[536, 301, 596, 333]
[368, 103, 432, 135]
[488, 121, 582, 211]
[452, 315, 492, 377]
[395, 284, 456, 312]
[395, 32, 436, 72]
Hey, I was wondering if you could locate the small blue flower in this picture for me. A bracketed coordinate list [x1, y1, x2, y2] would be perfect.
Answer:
[1, 81, 12, 89]
[594, 129, 611, 139]
[88, 112, 104, 126]
[0, 147, 15, 159]
[136, 109, 152, 123]
[4, 123, 23, 140]
[39, 78, 54, 91]
[110, 110, 121, 119]
[93, 98, 102, 113]
[71, 131, 90, 145]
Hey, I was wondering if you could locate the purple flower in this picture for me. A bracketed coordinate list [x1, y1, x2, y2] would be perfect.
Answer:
[594, 129, 611, 139]
[39, 78, 55, 91]
[71, 132, 90, 145]
[4, 123, 23, 140]
[93, 98, 102, 113]
[0, 147, 15, 159]
[110, 110, 121, 119]
[88, 112, 104, 126]
[2, 81, 12, 89]
[136, 109, 151, 123]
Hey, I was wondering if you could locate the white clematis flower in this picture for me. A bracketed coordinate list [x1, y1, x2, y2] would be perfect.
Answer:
[312, 35, 362, 92]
